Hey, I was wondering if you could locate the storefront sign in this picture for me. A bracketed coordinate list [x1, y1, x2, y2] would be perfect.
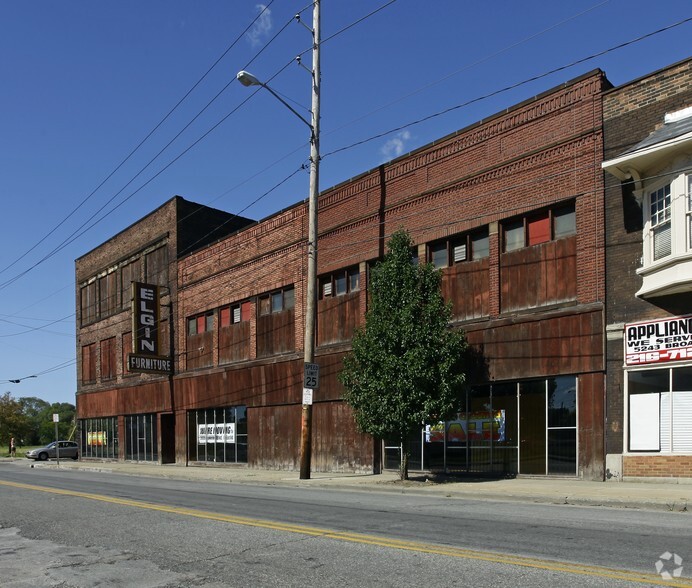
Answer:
[625, 315, 692, 365]
[128, 282, 172, 374]
[198, 423, 236, 444]
[132, 282, 161, 355]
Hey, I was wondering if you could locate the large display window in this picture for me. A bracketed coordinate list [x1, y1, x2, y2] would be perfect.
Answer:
[628, 366, 692, 453]
[385, 376, 577, 476]
[187, 406, 248, 464]
[124, 413, 158, 462]
[79, 417, 118, 459]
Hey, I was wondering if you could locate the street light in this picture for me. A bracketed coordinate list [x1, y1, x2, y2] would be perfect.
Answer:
[8, 375, 37, 384]
[236, 1, 320, 480]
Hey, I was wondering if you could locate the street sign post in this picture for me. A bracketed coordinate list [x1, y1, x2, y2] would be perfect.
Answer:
[53, 413, 60, 465]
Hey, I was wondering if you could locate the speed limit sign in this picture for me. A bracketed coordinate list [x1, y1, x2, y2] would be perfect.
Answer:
[303, 363, 319, 389]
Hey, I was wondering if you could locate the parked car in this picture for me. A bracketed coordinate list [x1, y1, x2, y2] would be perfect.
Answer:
[26, 441, 79, 461]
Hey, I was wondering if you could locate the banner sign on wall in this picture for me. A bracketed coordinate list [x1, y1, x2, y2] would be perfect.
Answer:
[198, 423, 236, 444]
[128, 282, 172, 374]
[625, 315, 692, 366]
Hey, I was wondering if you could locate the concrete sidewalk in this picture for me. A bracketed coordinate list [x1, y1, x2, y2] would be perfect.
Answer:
[4, 457, 691, 512]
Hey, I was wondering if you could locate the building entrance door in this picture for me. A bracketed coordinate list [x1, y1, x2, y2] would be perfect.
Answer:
[519, 381, 546, 474]
[160, 413, 175, 464]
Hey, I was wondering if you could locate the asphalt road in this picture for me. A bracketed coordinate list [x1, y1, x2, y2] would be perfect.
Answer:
[1, 462, 691, 587]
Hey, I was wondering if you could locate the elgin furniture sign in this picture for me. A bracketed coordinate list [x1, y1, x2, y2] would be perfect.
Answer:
[625, 315, 692, 366]
[128, 282, 172, 374]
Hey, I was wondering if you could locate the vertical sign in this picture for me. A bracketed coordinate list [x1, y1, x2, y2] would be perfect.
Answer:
[132, 282, 160, 356]
[128, 282, 172, 374]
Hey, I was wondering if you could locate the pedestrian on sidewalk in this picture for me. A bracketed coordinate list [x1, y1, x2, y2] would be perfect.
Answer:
[9, 437, 16, 458]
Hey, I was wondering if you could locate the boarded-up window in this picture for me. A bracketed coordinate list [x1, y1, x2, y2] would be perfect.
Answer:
[100, 337, 116, 381]
[219, 302, 251, 364]
[122, 332, 133, 376]
[81, 343, 97, 384]
[187, 312, 213, 369]
[145, 246, 168, 286]
[98, 273, 118, 319]
[120, 259, 141, 310]
[80, 282, 97, 326]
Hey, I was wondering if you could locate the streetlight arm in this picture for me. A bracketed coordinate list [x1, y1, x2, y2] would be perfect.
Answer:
[236, 71, 313, 133]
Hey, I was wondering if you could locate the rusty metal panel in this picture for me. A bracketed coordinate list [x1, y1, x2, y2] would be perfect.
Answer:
[500, 236, 577, 312]
[468, 308, 603, 381]
[317, 292, 360, 346]
[442, 258, 490, 321]
[218, 321, 251, 364]
[186, 331, 213, 370]
[578, 372, 605, 480]
[257, 309, 295, 358]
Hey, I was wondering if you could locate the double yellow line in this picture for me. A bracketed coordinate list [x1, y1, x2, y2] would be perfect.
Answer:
[2, 480, 690, 586]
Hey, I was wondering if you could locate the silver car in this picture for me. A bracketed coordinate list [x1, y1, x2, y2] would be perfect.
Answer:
[26, 441, 79, 461]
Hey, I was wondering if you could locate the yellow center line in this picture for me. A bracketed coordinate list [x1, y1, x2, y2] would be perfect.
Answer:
[2, 479, 690, 587]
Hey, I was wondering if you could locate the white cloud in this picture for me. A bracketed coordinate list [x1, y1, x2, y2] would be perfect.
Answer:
[381, 130, 412, 160]
[246, 5, 273, 48]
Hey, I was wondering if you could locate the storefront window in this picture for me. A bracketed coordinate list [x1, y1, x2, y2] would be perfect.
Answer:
[188, 406, 248, 464]
[124, 413, 158, 462]
[629, 367, 692, 453]
[385, 376, 577, 476]
[79, 417, 118, 459]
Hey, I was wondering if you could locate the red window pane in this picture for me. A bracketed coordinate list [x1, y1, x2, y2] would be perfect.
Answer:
[220, 307, 231, 328]
[197, 315, 206, 334]
[527, 213, 550, 245]
[241, 301, 252, 322]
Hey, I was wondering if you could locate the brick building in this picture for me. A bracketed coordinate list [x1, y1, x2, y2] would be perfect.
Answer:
[77, 69, 610, 479]
[602, 58, 692, 480]
[75, 197, 254, 462]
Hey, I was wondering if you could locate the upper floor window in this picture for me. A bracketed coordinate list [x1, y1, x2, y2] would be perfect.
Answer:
[188, 312, 214, 336]
[320, 267, 360, 298]
[503, 203, 575, 252]
[641, 173, 692, 269]
[145, 246, 168, 287]
[429, 228, 489, 269]
[220, 301, 251, 326]
[650, 184, 672, 261]
[259, 287, 295, 316]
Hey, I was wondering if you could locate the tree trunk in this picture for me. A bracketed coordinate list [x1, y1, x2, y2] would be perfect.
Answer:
[399, 437, 410, 481]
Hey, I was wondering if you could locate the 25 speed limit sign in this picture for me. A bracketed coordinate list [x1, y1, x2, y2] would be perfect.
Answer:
[303, 362, 319, 389]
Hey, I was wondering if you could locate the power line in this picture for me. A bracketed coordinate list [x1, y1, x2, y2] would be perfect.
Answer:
[0, 2, 278, 280]
[323, 16, 692, 159]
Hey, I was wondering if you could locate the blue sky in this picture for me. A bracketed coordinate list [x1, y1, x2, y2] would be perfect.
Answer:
[1, 1, 690, 405]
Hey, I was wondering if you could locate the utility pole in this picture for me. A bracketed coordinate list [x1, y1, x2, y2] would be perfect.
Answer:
[299, 0, 320, 480]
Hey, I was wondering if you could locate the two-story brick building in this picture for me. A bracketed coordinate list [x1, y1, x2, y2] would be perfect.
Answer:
[77, 69, 610, 479]
[602, 58, 692, 480]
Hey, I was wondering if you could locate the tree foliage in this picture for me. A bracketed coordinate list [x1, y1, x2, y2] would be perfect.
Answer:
[339, 230, 469, 479]
[1, 393, 75, 449]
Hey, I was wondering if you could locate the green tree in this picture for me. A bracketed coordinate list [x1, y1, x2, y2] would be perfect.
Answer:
[339, 229, 469, 480]
[37, 402, 76, 444]
[0, 392, 30, 451]
[18, 396, 50, 445]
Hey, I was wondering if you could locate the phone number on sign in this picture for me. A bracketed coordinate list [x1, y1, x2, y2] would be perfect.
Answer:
[626, 347, 692, 365]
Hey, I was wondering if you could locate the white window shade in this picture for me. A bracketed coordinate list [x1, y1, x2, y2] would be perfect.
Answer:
[672, 391, 692, 452]
[629, 393, 660, 451]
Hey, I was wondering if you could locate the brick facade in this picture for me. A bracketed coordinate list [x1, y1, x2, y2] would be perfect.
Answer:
[603, 58, 692, 478]
[77, 71, 611, 477]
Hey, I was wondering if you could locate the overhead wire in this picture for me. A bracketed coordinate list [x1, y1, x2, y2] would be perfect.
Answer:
[0, 7, 299, 294]
[0, 1, 278, 279]
[3, 11, 690, 334]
